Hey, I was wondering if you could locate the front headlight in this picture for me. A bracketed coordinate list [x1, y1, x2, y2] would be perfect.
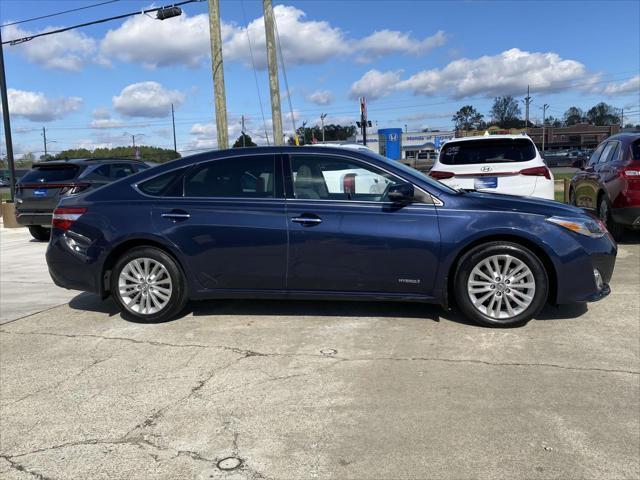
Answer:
[546, 216, 607, 238]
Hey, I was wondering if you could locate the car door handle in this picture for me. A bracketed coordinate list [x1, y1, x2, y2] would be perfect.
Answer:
[161, 211, 190, 220]
[291, 216, 322, 225]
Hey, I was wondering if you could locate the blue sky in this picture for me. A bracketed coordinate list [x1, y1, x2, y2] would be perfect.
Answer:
[1, 0, 639, 157]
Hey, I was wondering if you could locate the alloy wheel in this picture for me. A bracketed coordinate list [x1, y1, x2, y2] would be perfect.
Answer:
[467, 254, 536, 320]
[118, 258, 172, 315]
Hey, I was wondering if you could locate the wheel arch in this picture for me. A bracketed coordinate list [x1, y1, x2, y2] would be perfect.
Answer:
[445, 233, 558, 307]
[100, 237, 187, 298]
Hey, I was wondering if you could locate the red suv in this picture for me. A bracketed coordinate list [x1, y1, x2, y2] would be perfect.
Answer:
[570, 133, 640, 240]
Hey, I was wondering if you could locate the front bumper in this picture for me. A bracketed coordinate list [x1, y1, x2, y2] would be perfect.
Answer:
[611, 206, 640, 228]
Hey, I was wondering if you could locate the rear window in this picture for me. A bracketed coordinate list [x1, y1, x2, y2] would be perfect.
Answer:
[20, 165, 79, 183]
[440, 139, 536, 165]
[632, 140, 640, 161]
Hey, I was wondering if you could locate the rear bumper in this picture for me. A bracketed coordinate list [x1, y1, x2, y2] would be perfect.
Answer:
[16, 211, 52, 227]
[611, 206, 640, 228]
[46, 231, 101, 294]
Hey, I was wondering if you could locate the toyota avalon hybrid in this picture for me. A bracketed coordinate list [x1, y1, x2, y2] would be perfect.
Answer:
[46, 146, 616, 327]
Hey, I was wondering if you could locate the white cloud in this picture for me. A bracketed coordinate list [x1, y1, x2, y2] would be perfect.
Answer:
[307, 90, 334, 105]
[112, 82, 185, 118]
[223, 5, 349, 69]
[6, 89, 82, 122]
[349, 48, 590, 101]
[3, 24, 97, 71]
[89, 118, 123, 129]
[188, 119, 245, 151]
[101, 13, 211, 68]
[600, 75, 640, 96]
[348, 69, 402, 100]
[397, 48, 588, 98]
[356, 30, 446, 60]
[92, 107, 111, 119]
[98, 6, 444, 70]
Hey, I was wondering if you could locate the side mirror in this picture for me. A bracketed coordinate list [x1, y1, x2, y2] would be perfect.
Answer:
[387, 182, 415, 204]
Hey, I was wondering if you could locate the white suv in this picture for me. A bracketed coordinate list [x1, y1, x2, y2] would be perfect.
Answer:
[429, 134, 554, 200]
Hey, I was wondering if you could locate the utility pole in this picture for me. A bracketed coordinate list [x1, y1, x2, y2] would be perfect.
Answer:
[171, 103, 177, 153]
[263, 0, 283, 146]
[621, 108, 624, 128]
[360, 96, 367, 146]
[320, 113, 327, 143]
[42, 127, 47, 157]
[523, 85, 532, 134]
[208, 0, 229, 150]
[241, 115, 246, 147]
[0, 27, 16, 202]
[542, 103, 549, 153]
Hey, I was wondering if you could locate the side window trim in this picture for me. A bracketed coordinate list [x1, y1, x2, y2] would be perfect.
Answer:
[284, 153, 434, 205]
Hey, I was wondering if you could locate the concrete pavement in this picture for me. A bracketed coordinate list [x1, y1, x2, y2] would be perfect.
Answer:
[0, 224, 77, 324]
[0, 227, 638, 479]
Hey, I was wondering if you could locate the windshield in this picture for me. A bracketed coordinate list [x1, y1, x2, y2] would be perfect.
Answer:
[359, 150, 458, 194]
[440, 138, 536, 165]
[20, 165, 79, 183]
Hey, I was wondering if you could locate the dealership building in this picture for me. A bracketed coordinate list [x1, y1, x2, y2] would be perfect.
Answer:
[354, 129, 456, 160]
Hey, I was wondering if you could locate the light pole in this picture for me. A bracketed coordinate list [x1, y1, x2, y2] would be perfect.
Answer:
[0, 27, 16, 201]
[123, 132, 145, 149]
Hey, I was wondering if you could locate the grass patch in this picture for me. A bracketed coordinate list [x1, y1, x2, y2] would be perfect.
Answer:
[553, 172, 575, 181]
[1, 191, 11, 201]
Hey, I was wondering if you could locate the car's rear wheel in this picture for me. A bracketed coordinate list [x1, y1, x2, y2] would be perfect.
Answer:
[111, 246, 188, 323]
[598, 196, 624, 242]
[28, 225, 51, 241]
[454, 242, 548, 327]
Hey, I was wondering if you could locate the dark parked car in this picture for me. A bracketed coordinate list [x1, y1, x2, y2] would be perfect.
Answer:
[569, 133, 640, 240]
[16, 158, 149, 240]
[46, 147, 616, 327]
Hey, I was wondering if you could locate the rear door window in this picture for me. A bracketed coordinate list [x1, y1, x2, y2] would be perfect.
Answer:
[21, 165, 79, 183]
[110, 163, 136, 180]
[138, 168, 187, 196]
[439, 139, 536, 165]
[184, 156, 276, 198]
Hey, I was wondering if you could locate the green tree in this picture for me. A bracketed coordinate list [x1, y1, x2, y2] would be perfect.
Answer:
[586, 102, 621, 126]
[452, 105, 484, 131]
[54, 146, 180, 163]
[232, 133, 257, 148]
[544, 116, 562, 128]
[490, 96, 522, 128]
[563, 106, 585, 126]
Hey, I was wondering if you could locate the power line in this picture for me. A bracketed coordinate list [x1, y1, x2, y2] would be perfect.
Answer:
[1, 0, 122, 28]
[2, 0, 202, 45]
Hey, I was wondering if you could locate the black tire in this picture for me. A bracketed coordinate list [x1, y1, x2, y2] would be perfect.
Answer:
[598, 196, 624, 242]
[454, 242, 549, 327]
[28, 225, 51, 241]
[110, 246, 188, 323]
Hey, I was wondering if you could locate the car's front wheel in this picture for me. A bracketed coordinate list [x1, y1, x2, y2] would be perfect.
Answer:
[598, 196, 624, 242]
[454, 242, 548, 327]
[28, 225, 51, 241]
[111, 246, 188, 323]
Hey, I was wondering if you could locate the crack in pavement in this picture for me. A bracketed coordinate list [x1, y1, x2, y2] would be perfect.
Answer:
[2, 330, 637, 376]
[0, 455, 54, 480]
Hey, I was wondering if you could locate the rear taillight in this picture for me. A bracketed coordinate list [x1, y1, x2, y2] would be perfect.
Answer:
[520, 166, 551, 180]
[59, 183, 90, 195]
[52, 207, 87, 231]
[429, 170, 455, 180]
[622, 169, 640, 177]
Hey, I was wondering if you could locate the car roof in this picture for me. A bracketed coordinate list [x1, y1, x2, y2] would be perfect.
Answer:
[606, 132, 640, 143]
[445, 134, 533, 143]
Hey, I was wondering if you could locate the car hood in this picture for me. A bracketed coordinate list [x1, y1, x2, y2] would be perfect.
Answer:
[455, 191, 589, 219]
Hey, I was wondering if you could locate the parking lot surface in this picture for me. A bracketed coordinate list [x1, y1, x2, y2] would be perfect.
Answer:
[1, 227, 638, 480]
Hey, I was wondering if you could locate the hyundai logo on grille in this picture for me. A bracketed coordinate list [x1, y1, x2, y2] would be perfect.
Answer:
[480, 166, 493, 172]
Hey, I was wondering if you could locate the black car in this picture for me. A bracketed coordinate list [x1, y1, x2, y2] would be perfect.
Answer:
[16, 158, 149, 241]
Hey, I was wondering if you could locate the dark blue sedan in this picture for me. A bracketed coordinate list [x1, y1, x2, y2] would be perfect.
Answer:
[46, 146, 616, 327]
